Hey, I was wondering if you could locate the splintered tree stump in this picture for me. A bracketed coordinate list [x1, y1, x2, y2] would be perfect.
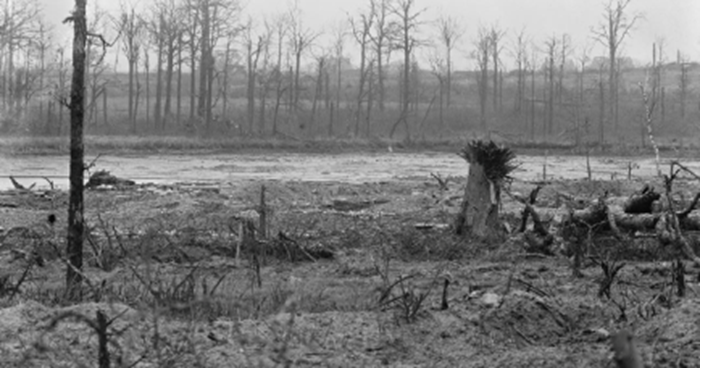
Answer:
[623, 185, 660, 214]
[455, 141, 516, 240]
[456, 163, 500, 238]
[85, 170, 135, 189]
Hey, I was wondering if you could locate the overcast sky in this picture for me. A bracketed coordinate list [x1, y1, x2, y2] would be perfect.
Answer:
[40, 0, 700, 69]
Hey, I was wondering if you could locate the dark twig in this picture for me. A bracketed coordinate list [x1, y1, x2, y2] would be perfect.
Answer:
[670, 160, 699, 180]
[9, 176, 34, 190]
[85, 154, 103, 172]
[0, 261, 34, 300]
[42, 177, 55, 191]
[86, 29, 122, 66]
[430, 173, 449, 191]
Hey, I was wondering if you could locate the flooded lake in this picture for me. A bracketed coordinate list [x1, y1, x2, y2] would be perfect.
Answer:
[0, 152, 696, 190]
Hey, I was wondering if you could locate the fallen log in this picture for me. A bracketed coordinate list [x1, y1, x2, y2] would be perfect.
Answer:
[514, 160, 700, 264]
[523, 202, 698, 233]
[513, 186, 699, 262]
[324, 198, 390, 212]
[679, 213, 700, 231]
[613, 213, 659, 231]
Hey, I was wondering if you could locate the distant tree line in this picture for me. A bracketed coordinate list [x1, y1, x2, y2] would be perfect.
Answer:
[1, 0, 698, 148]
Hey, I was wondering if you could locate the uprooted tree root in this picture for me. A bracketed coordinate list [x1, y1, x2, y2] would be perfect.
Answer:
[511, 162, 699, 267]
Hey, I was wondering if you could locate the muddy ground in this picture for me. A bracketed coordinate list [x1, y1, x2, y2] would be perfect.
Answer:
[3, 151, 697, 191]
[0, 152, 698, 367]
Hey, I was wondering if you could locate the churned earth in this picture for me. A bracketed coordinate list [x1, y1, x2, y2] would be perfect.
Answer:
[0, 150, 698, 367]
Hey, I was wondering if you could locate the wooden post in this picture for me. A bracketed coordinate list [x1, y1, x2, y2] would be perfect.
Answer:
[96, 310, 110, 368]
[542, 150, 548, 181]
[236, 216, 257, 268]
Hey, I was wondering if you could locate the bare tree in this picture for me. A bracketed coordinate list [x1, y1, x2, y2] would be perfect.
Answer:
[488, 24, 505, 113]
[329, 21, 345, 136]
[653, 39, 665, 128]
[19, 33, 47, 119]
[639, 40, 664, 148]
[196, 0, 241, 132]
[183, 0, 199, 122]
[55, 46, 70, 134]
[557, 33, 571, 106]
[369, 0, 391, 112]
[84, 2, 111, 128]
[146, 4, 165, 130]
[349, 3, 375, 137]
[288, 4, 317, 115]
[511, 28, 528, 113]
[256, 18, 274, 135]
[528, 43, 539, 140]
[196, 0, 210, 127]
[574, 43, 592, 149]
[310, 52, 329, 133]
[115, 1, 143, 133]
[35, 19, 54, 133]
[591, 0, 641, 139]
[388, 0, 424, 139]
[0, 0, 40, 114]
[597, 60, 606, 145]
[543, 35, 558, 137]
[159, 0, 185, 131]
[270, 12, 289, 135]
[640, 45, 662, 175]
[217, 30, 235, 127]
[175, 30, 184, 126]
[143, 46, 151, 128]
[428, 48, 446, 131]
[364, 57, 375, 136]
[10, 14, 52, 126]
[243, 17, 267, 133]
[677, 50, 689, 121]
[473, 26, 490, 132]
[435, 14, 462, 108]
[65, 0, 87, 301]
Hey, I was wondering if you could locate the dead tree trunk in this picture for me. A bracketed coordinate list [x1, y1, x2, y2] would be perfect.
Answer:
[455, 141, 516, 240]
[66, 0, 87, 301]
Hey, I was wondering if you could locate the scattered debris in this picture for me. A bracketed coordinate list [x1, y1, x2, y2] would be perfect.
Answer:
[414, 223, 450, 231]
[324, 198, 389, 212]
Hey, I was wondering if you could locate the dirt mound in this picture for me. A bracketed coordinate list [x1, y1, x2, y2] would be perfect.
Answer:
[480, 289, 572, 347]
[637, 296, 700, 367]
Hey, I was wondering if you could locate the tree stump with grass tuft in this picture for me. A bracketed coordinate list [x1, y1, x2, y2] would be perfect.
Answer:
[455, 140, 516, 240]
